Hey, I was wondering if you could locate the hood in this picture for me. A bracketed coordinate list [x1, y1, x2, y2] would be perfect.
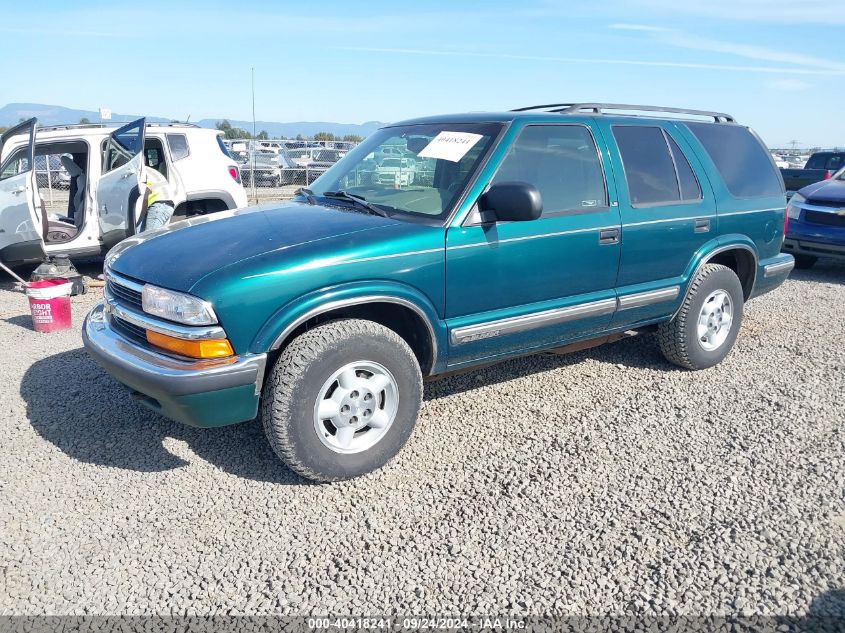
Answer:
[107, 201, 398, 292]
[800, 178, 845, 205]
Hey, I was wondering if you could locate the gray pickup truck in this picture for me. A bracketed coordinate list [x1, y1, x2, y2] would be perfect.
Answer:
[781, 151, 845, 194]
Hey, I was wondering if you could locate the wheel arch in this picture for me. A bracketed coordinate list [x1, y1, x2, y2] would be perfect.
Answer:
[684, 240, 758, 303]
[256, 284, 445, 375]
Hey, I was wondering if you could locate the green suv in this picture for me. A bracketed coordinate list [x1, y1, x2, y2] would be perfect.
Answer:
[83, 103, 794, 481]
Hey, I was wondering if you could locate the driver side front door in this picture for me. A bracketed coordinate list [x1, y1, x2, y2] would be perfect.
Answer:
[0, 118, 46, 263]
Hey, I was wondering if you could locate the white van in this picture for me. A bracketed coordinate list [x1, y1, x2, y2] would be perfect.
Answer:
[0, 118, 248, 265]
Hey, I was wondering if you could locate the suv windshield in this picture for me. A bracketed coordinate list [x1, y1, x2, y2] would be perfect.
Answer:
[308, 122, 502, 221]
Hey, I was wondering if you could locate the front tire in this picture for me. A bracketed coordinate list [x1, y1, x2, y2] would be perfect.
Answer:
[657, 264, 744, 370]
[261, 319, 423, 481]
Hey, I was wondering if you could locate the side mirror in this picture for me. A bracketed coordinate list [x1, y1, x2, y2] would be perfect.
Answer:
[479, 181, 543, 222]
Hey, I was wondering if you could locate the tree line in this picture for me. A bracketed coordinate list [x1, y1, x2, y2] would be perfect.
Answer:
[215, 120, 362, 143]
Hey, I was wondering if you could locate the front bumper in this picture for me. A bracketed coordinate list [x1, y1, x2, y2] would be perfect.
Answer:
[83, 303, 266, 427]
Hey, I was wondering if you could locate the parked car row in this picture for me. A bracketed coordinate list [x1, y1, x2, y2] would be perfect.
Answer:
[233, 147, 349, 187]
[780, 151, 845, 194]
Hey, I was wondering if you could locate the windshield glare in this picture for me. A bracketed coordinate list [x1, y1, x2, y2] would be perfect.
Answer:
[308, 122, 502, 221]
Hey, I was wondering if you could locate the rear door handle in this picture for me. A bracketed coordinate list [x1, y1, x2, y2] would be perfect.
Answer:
[694, 218, 710, 233]
[599, 228, 620, 244]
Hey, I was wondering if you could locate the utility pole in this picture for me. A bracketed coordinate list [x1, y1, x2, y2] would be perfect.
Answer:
[251, 67, 257, 140]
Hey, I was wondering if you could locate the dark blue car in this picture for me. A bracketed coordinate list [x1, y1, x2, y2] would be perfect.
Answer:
[784, 169, 845, 268]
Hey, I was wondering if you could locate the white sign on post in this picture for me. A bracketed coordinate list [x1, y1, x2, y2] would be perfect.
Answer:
[418, 131, 483, 162]
[99, 107, 112, 120]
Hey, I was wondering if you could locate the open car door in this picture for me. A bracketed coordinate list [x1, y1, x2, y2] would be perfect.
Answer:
[96, 118, 145, 247]
[0, 118, 46, 264]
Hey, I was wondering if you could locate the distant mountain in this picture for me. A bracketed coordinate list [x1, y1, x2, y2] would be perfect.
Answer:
[0, 103, 385, 139]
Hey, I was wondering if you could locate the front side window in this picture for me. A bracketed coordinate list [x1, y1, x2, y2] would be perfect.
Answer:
[686, 122, 782, 198]
[309, 122, 502, 222]
[0, 147, 29, 181]
[491, 124, 607, 216]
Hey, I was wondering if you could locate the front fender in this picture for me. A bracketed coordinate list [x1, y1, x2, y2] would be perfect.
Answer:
[251, 280, 447, 372]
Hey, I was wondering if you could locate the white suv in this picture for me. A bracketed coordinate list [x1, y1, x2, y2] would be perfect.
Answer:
[0, 118, 248, 265]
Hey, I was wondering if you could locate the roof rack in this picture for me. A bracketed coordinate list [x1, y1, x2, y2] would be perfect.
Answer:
[38, 121, 199, 132]
[511, 103, 736, 123]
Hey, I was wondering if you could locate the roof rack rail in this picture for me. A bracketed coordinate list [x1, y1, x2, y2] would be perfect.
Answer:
[38, 121, 200, 132]
[511, 103, 736, 123]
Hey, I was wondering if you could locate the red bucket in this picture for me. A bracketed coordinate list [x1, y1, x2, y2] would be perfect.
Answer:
[26, 278, 72, 333]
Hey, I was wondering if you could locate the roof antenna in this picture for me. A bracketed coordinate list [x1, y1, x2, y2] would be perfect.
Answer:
[186, 114, 191, 123]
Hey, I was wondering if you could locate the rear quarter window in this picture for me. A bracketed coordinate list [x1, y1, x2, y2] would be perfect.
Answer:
[167, 134, 190, 161]
[686, 123, 782, 198]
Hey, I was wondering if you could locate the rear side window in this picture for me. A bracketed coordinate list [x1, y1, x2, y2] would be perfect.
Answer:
[167, 134, 190, 161]
[806, 153, 844, 171]
[613, 126, 680, 206]
[686, 123, 782, 198]
[492, 124, 607, 216]
[666, 134, 701, 201]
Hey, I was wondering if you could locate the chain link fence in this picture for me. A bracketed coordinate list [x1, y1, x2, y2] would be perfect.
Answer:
[34, 154, 72, 214]
[225, 139, 360, 204]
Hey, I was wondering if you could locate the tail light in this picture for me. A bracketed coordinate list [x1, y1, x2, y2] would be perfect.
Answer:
[783, 207, 789, 238]
[229, 166, 241, 184]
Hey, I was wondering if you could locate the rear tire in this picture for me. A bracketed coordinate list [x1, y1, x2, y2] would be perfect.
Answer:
[793, 254, 817, 270]
[657, 264, 744, 370]
[261, 319, 423, 481]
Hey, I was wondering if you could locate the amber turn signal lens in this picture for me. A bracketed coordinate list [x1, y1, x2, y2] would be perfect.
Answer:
[146, 330, 234, 359]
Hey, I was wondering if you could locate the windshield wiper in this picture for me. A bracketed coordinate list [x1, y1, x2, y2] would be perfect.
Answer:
[296, 187, 317, 205]
[323, 190, 388, 217]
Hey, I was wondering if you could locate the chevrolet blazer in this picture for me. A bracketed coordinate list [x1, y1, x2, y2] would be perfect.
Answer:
[83, 103, 794, 481]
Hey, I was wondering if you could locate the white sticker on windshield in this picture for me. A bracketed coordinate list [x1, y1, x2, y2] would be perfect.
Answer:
[418, 131, 483, 162]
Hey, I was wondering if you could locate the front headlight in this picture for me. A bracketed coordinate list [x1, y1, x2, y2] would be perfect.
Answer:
[141, 285, 218, 325]
[786, 193, 805, 219]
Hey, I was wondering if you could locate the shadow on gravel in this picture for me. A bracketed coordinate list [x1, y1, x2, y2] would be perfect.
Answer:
[22, 349, 308, 485]
[808, 587, 845, 618]
[3, 314, 35, 331]
[790, 259, 845, 287]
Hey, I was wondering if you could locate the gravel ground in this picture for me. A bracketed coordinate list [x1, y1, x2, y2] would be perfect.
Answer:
[0, 260, 843, 617]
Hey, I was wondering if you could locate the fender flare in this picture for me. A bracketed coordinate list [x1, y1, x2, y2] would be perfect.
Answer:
[674, 237, 758, 317]
[253, 281, 446, 373]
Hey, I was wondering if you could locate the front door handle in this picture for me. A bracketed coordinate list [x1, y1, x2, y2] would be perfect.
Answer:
[599, 227, 620, 244]
[120, 170, 137, 180]
[694, 218, 710, 233]
[11, 186, 25, 195]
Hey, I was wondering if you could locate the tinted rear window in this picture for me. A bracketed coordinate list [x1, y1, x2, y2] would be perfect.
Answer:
[686, 123, 782, 198]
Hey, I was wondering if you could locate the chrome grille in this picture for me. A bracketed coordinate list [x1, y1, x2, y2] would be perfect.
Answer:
[804, 210, 845, 228]
[110, 314, 148, 345]
[106, 275, 143, 310]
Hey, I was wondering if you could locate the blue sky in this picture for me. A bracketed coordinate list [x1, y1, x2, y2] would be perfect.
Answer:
[2, 0, 843, 147]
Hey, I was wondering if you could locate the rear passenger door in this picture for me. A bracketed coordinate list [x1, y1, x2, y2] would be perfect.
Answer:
[445, 123, 621, 368]
[96, 118, 145, 246]
[595, 120, 717, 325]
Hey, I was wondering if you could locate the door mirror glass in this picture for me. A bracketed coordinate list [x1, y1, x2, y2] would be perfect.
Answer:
[479, 181, 543, 222]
